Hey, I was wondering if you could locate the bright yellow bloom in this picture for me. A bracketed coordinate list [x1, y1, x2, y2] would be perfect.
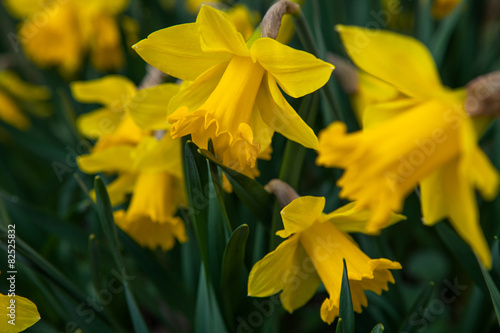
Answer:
[317, 25, 499, 268]
[72, 76, 187, 250]
[133, 5, 333, 179]
[248, 196, 402, 324]
[0, 293, 40, 332]
[5, 0, 128, 73]
[432, 0, 463, 19]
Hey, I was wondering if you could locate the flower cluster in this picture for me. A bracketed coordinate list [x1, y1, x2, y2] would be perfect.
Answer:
[5, 0, 499, 330]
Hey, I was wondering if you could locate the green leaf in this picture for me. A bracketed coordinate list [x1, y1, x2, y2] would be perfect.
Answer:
[195, 264, 227, 333]
[479, 263, 500, 326]
[434, 222, 487, 292]
[221, 224, 249, 329]
[398, 282, 434, 333]
[94, 176, 122, 267]
[430, 0, 467, 67]
[339, 259, 355, 333]
[118, 228, 194, 317]
[185, 140, 211, 278]
[93, 176, 150, 333]
[207, 140, 232, 237]
[371, 323, 385, 333]
[197, 147, 273, 224]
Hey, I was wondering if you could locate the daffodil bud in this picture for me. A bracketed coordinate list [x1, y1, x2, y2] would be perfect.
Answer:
[327, 53, 359, 94]
[261, 0, 300, 39]
[264, 179, 299, 208]
[465, 71, 500, 117]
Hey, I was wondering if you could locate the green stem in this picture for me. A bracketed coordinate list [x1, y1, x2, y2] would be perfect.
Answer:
[293, 9, 346, 125]
[269, 93, 318, 250]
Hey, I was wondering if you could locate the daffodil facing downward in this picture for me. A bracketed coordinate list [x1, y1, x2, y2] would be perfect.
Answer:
[248, 196, 402, 324]
[317, 25, 499, 268]
[133, 5, 333, 179]
[72, 76, 187, 251]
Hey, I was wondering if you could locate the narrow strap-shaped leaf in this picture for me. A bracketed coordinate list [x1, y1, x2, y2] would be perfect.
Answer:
[195, 264, 227, 333]
[339, 259, 355, 333]
[479, 263, 500, 326]
[197, 147, 273, 224]
[185, 141, 212, 279]
[435, 222, 487, 292]
[371, 323, 384, 333]
[93, 177, 150, 333]
[220, 224, 249, 330]
[398, 282, 434, 333]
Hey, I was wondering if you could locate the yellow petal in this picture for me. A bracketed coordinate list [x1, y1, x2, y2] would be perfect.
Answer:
[3, 0, 44, 18]
[0, 92, 31, 130]
[336, 25, 443, 99]
[322, 202, 406, 235]
[115, 172, 187, 251]
[167, 63, 228, 115]
[105, 172, 137, 206]
[256, 74, 319, 150]
[351, 71, 400, 123]
[276, 196, 325, 238]
[76, 107, 124, 139]
[196, 5, 249, 57]
[0, 71, 50, 101]
[127, 83, 180, 130]
[421, 159, 492, 268]
[469, 148, 499, 201]
[71, 76, 136, 108]
[133, 135, 183, 179]
[248, 236, 300, 297]
[133, 23, 231, 81]
[84, 0, 129, 14]
[252, 38, 334, 98]
[300, 221, 401, 323]
[89, 14, 124, 71]
[363, 98, 419, 129]
[280, 244, 322, 313]
[19, 2, 84, 73]
[0, 294, 40, 333]
[115, 210, 187, 251]
[93, 114, 144, 151]
[77, 145, 134, 174]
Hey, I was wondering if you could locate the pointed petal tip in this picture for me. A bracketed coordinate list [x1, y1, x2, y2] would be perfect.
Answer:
[334, 24, 345, 32]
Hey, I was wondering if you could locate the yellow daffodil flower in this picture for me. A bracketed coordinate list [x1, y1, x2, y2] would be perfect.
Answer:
[317, 25, 499, 268]
[0, 293, 40, 332]
[72, 76, 187, 250]
[5, 0, 128, 73]
[248, 196, 403, 324]
[133, 5, 333, 180]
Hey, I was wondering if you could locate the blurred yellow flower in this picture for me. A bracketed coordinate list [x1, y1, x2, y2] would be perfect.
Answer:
[72, 76, 187, 250]
[317, 25, 499, 268]
[0, 293, 40, 332]
[0, 70, 50, 130]
[133, 5, 333, 179]
[5, 0, 128, 73]
[248, 196, 402, 324]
